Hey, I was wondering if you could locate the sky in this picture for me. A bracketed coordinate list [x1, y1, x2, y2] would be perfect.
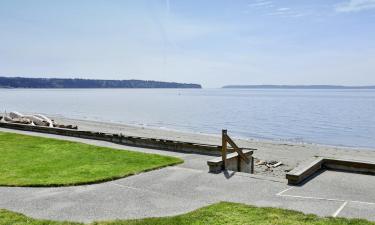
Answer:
[0, 0, 374, 87]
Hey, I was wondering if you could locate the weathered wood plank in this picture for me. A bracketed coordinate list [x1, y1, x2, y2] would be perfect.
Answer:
[224, 134, 250, 164]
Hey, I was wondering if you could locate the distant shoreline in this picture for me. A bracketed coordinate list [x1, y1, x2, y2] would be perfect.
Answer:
[222, 85, 375, 89]
[0, 76, 202, 89]
[0, 87, 201, 89]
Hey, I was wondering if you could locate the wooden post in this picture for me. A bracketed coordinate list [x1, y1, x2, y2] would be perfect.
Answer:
[237, 154, 241, 172]
[251, 156, 254, 174]
[222, 129, 227, 170]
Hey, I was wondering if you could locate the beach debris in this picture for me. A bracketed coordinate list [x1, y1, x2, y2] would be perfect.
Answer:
[255, 159, 266, 166]
[272, 162, 283, 168]
[0, 111, 77, 130]
[268, 160, 278, 165]
[11, 117, 31, 124]
[265, 160, 283, 168]
[23, 115, 48, 126]
[54, 124, 78, 129]
[9, 111, 23, 119]
[255, 159, 283, 168]
[34, 114, 54, 127]
[3, 116, 13, 122]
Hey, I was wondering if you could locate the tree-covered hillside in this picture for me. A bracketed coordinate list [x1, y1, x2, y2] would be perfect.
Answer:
[0, 77, 202, 89]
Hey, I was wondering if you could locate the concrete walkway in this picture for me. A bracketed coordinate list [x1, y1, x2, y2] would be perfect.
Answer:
[1, 128, 375, 223]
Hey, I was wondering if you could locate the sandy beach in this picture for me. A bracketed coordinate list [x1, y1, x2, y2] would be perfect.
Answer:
[50, 116, 375, 178]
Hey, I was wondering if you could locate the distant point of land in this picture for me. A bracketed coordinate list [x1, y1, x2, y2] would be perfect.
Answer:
[0, 76, 202, 89]
[222, 85, 375, 89]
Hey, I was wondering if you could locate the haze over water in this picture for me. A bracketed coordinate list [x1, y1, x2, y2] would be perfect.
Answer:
[1, 88, 374, 149]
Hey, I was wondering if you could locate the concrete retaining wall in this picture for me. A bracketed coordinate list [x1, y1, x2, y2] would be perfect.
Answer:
[286, 157, 375, 185]
[0, 122, 222, 156]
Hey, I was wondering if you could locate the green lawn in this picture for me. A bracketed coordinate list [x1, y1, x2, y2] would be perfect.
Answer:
[0, 202, 373, 225]
[0, 131, 182, 187]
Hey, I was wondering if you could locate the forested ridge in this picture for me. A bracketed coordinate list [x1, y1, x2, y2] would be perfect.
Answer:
[0, 77, 202, 88]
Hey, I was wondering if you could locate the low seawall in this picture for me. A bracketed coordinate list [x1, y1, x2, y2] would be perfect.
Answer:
[0, 122, 221, 156]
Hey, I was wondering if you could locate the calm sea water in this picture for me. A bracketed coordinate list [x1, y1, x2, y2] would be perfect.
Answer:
[1, 88, 374, 148]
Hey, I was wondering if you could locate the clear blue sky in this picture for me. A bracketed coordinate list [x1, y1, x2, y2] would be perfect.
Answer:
[0, 0, 374, 87]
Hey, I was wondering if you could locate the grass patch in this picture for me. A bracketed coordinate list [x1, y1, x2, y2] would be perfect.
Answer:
[0, 202, 374, 225]
[0, 131, 182, 186]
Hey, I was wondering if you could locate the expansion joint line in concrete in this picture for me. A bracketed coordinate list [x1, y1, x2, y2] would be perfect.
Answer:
[276, 187, 375, 217]
[332, 201, 348, 217]
[276, 187, 294, 196]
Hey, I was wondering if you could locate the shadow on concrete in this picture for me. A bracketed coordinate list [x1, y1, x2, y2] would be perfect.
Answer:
[295, 168, 327, 187]
[223, 170, 236, 179]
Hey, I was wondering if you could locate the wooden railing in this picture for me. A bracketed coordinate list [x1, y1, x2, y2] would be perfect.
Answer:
[222, 129, 254, 173]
